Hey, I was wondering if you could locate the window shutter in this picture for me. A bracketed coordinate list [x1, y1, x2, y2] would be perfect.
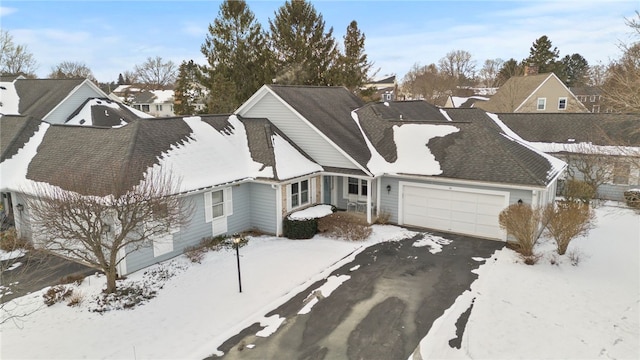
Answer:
[225, 187, 233, 216]
[311, 178, 317, 204]
[204, 191, 213, 222]
[286, 184, 292, 212]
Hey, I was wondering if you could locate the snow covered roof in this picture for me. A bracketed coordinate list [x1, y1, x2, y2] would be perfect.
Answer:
[65, 98, 151, 127]
[355, 102, 565, 186]
[0, 114, 322, 195]
[448, 96, 490, 108]
[132, 90, 174, 104]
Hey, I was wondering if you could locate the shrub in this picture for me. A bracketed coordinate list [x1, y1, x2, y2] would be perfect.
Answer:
[183, 234, 247, 263]
[43, 285, 73, 306]
[543, 201, 595, 255]
[624, 189, 640, 209]
[58, 273, 86, 286]
[564, 179, 596, 204]
[0, 228, 32, 252]
[283, 217, 318, 239]
[317, 212, 372, 241]
[374, 209, 391, 225]
[499, 203, 544, 258]
[67, 291, 84, 307]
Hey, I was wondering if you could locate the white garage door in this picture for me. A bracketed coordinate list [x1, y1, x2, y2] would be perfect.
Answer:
[402, 184, 507, 240]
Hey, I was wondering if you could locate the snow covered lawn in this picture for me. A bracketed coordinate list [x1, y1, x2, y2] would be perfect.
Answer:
[416, 204, 640, 359]
[1, 205, 637, 360]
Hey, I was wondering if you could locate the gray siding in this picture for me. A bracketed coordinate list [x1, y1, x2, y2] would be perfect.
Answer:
[241, 92, 356, 169]
[44, 83, 104, 124]
[249, 183, 277, 234]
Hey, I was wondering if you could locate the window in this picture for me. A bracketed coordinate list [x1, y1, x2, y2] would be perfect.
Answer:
[613, 163, 630, 185]
[133, 104, 141, 110]
[579, 95, 587, 102]
[537, 98, 546, 110]
[141, 104, 150, 112]
[592, 105, 600, 113]
[558, 97, 567, 110]
[347, 177, 367, 196]
[590, 95, 596, 102]
[211, 190, 224, 218]
[291, 179, 309, 208]
[384, 93, 392, 101]
[156, 104, 163, 111]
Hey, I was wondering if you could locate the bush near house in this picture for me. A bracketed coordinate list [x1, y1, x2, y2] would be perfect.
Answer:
[623, 189, 640, 209]
[317, 211, 372, 241]
[564, 179, 596, 204]
[499, 203, 544, 261]
[543, 201, 595, 255]
[0, 228, 32, 252]
[283, 217, 318, 239]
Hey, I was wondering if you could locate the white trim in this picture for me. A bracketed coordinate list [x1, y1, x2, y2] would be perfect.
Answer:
[42, 79, 108, 121]
[397, 181, 510, 241]
[558, 97, 567, 110]
[275, 184, 283, 236]
[515, 74, 553, 112]
[536, 97, 547, 111]
[383, 173, 550, 191]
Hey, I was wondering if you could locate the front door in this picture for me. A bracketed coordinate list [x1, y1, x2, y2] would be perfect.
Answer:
[323, 176, 332, 204]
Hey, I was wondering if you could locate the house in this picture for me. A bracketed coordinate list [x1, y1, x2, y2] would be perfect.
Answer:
[1, 84, 566, 276]
[363, 75, 397, 101]
[476, 73, 588, 113]
[492, 113, 640, 201]
[0, 77, 149, 126]
[570, 86, 609, 113]
[130, 90, 176, 117]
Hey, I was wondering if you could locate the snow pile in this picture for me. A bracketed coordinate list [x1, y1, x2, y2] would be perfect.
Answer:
[412, 233, 453, 254]
[288, 204, 334, 220]
[0, 80, 20, 115]
[415, 204, 640, 359]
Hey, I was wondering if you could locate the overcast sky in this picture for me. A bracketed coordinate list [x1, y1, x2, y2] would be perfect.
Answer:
[1, 0, 637, 83]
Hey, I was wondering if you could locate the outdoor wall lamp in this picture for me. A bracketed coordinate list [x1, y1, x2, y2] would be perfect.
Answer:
[16, 204, 24, 212]
[517, 199, 523, 205]
[386, 185, 391, 194]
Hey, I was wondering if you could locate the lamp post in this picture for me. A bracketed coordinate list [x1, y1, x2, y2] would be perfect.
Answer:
[234, 237, 242, 293]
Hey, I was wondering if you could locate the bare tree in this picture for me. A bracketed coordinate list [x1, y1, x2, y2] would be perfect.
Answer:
[499, 203, 544, 260]
[587, 63, 607, 87]
[0, 30, 38, 77]
[401, 62, 455, 105]
[600, 43, 640, 112]
[437, 49, 476, 85]
[478, 58, 504, 88]
[133, 56, 178, 89]
[25, 164, 191, 293]
[48, 61, 96, 82]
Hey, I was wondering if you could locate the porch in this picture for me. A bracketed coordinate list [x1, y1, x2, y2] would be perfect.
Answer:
[321, 175, 379, 224]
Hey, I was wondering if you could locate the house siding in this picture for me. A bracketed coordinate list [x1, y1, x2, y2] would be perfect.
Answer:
[249, 183, 277, 234]
[44, 83, 105, 124]
[519, 80, 587, 113]
[240, 92, 357, 169]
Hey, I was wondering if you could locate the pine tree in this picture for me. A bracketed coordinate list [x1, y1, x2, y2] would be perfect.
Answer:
[338, 20, 373, 91]
[496, 58, 523, 85]
[174, 60, 204, 115]
[560, 53, 590, 87]
[269, 0, 339, 85]
[201, 0, 272, 112]
[117, 73, 125, 85]
[524, 35, 561, 74]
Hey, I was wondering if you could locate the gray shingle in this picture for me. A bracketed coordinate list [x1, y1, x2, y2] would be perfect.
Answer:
[14, 79, 86, 120]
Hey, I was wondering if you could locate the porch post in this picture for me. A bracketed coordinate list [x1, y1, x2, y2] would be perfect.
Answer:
[366, 178, 372, 224]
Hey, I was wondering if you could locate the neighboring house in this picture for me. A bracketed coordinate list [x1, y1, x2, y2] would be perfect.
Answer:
[0, 77, 148, 126]
[363, 75, 397, 101]
[476, 73, 589, 113]
[494, 113, 640, 201]
[1, 84, 566, 276]
[570, 86, 609, 113]
[130, 90, 175, 117]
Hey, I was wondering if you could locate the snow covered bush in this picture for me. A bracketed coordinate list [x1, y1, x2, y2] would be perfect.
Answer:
[499, 203, 544, 259]
[43, 285, 74, 306]
[543, 201, 595, 255]
[317, 211, 372, 241]
[623, 189, 640, 209]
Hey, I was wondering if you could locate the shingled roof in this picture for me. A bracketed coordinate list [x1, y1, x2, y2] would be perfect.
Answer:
[476, 73, 553, 113]
[13, 78, 87, 120]
[355, 102, 563, 186]
[496, 113, 640, 147]
[0, 115, 42, 162]
[266, 85, 370, 168]
[65, 98, 144, 127]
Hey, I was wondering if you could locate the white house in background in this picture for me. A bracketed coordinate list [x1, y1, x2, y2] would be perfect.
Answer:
[130, 90, 175, 117]
[362, 75, 398, 101]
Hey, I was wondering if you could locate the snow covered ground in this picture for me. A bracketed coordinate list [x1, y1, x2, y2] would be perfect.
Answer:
[1, 204, 638, 359]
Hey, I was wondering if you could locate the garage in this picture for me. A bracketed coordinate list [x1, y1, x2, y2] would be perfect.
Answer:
[400, 183, 508, 240]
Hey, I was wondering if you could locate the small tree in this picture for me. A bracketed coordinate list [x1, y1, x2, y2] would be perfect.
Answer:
[48, 61, 96, 82]
[25, 164, 191, 293]
[0, 29, 38, 77]
[499, 203, 544, 258]
[543, 201, 595, 255]
[133, 56, 177, 89]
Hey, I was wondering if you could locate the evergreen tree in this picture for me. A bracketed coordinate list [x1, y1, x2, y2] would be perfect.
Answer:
[496, 58, 523, 85]
[338, 20, 373, 91]
[560, 53, 589, 87]
[269, 0, 339, 85]
[117, 73, 125, 85]
[174, 60, 204, 115]
[524, 35, 561, 74]
[201, 0, 272, 112]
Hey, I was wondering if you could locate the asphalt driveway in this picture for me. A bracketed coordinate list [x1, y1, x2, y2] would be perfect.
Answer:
[211, 231, 504, 360]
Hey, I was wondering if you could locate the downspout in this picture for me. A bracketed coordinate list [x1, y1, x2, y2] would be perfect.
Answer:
[366, 178, 372, 224]
[275, 184, 283, 236]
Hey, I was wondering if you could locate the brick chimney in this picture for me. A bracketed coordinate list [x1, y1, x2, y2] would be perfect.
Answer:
[524, 64, 539, 76]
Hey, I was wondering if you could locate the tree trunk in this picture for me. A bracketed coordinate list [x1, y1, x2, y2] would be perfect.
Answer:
[106, 267, 118, 293]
